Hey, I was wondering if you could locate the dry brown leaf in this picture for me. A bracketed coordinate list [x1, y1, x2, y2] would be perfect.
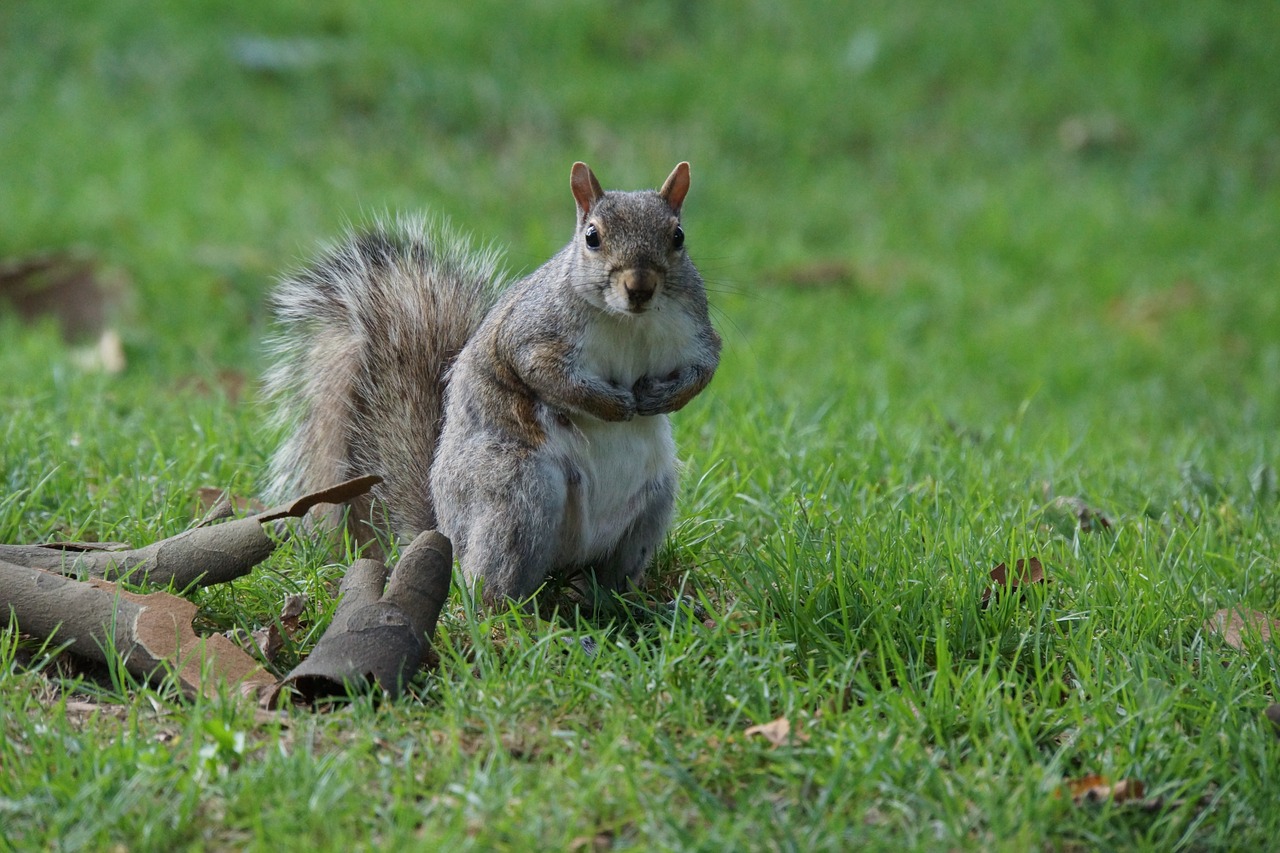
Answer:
[177, 369, 250, 404]
[280, 594, 308, 636]
[196, 486, 266, 518]
[1058, 112, 1133, 153]
[568, 833, 614, 852]
[981, 557, 1046, 607]
[1068, 774, 1146, 806]
[745, 716, 790, 746]
[765, 260, 858, 289]
[62, 699, 129, 722]
[744, 715, 807, 747]
[70, 328, 126, 374]
[1044, 495, 1113, 533]
[0, 252, 128, 342]
[1205, 607, 1278, 650]
[229, 624, 285, 662]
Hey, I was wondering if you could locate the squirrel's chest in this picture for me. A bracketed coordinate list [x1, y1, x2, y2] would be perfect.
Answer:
[577, 308, 698, 386]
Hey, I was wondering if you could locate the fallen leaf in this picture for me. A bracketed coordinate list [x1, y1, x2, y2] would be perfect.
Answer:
[177, 369, 249, 404]
[69, 328, 127, 374]
[229, 624, 285, 662]
[256, 624, 284, 660]
[279, 594, 307, 636]
[196, 486, 266, 519]
[1043, 496, 1113, 533]
[0, 252, 128, 342]
[981, 558, 1046, 608]
[62, 699, 129, 722]
[744, 715, 807, 747]
[764, 260, 858, 289]
[251, 474, 382, 523]
[1058, 112, 1132, 154]
[1205, 607, 1278, 650]
[1068, 774, 1146, 806]
[568, 833, 614, 852]
[1107, 281, 1199, 341]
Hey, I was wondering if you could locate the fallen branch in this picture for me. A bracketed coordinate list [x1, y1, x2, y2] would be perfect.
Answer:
[270, 530, 453, 706]
[0, 475, 380, 588]
[0, 560, 275, 700]
[0, 475, 383, 701]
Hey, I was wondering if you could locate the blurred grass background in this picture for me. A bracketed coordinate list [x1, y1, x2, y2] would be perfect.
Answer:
[5, 0, 1277, 408]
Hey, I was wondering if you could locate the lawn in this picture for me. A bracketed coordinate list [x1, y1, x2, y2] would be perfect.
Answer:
[2, 0, 1279, 849]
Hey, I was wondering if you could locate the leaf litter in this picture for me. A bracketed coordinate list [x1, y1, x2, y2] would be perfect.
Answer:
[981, 557, 1046, 608]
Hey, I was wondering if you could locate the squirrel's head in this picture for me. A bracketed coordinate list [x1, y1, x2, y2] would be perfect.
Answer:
[569, 162, 695, 316]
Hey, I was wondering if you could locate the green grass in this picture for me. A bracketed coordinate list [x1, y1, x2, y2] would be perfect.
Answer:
[3, 0, 1279, 849]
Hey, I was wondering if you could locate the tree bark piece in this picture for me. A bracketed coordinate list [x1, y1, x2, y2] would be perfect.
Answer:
[0, 560, 275, 700]
[0, 475, 381, 589]
[270, 530, 453, 706]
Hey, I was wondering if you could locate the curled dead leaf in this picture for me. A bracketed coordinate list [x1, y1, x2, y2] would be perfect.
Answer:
[1043, 495, 1113, 533]
[229, 624, 285, 662]
[1058, 112, 1133, 154]
[0, 252, 129, 342]
[981, 557, 1046, 608]
[764, 260, 858, 290]
[280, 594, 307, 636]
[568, 832, 614, 852]
[70, 328, 127, 374]
[196, 486, 266, 519]
[744, 715, 807, 747]
[1205, 607, 1278, 651]
[1067, 775, 1146, 806]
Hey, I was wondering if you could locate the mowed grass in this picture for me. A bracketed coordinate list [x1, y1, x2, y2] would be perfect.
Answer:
[3, 0, 1279, 849]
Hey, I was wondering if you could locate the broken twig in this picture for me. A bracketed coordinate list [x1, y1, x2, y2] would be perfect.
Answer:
[0, 560, 275, 699]
[0, 475, 380, 588]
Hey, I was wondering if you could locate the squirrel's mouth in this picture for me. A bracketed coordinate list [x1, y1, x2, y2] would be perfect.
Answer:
[611, 269, 660, 314]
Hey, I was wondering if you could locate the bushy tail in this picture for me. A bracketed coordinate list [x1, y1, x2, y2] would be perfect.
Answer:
[264, 214, 503, 556]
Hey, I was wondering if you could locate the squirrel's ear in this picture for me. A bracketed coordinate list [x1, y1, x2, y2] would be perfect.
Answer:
[659, 162, 691, 215]
[571, 162, 605, 220]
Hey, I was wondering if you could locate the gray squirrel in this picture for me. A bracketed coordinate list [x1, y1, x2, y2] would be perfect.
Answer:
[265, 162, 721, 606]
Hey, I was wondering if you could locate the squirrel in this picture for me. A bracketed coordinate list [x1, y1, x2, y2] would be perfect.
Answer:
[265, 162, 721, 607]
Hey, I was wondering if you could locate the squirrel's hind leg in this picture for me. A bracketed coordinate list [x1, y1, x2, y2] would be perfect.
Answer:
[451, 458, 567, 609]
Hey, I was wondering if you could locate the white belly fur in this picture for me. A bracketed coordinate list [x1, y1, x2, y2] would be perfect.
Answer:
[546, 414, 674, 566]
[547, 307, 688, 565]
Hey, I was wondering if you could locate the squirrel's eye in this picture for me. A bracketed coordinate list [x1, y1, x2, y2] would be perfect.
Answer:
[584, 224, 601, 250]
[672, 225, 685, 250]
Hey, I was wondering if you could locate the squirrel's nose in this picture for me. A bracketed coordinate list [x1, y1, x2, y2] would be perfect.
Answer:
[617, 269, 660, 310]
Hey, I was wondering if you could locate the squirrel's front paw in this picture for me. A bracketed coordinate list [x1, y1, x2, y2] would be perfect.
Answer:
[604, 383, 638, 421]
[633, 369, 686, 417]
